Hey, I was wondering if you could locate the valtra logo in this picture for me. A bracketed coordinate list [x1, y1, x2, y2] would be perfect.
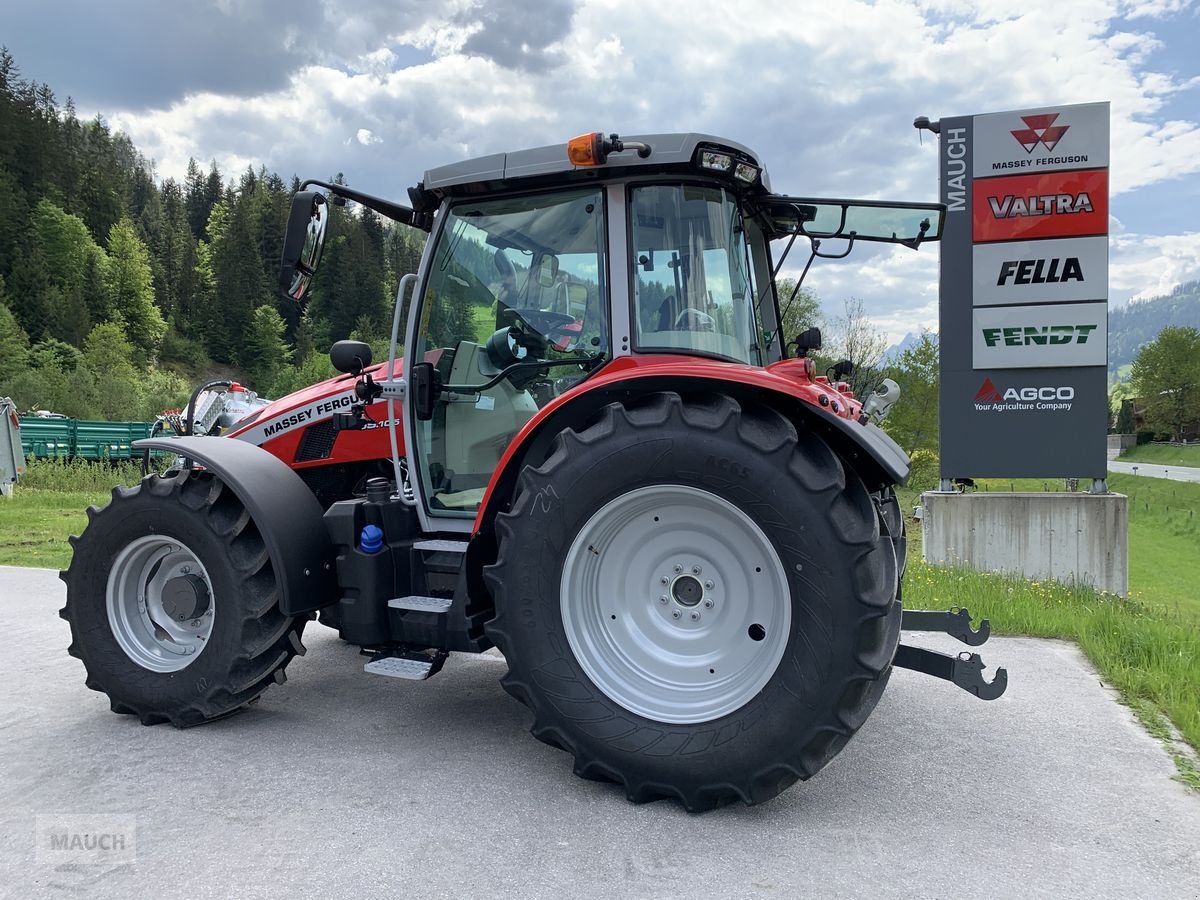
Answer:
[1011, 113, 1069, 154]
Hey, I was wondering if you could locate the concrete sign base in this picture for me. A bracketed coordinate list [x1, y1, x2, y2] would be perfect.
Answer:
[921, 491, 1128, 595]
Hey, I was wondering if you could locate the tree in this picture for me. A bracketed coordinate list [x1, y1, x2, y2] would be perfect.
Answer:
[882, 331, 938, 452]
[774, 277, 821, 349]
[103, 217, 166, 359]
[825, 297, 888, 398]
[1131, 325, 1200, 441]
[242, 304, 290, 392]
[0, 291, 30, 383]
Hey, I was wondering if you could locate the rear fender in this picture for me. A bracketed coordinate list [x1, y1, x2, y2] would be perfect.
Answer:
[135, 436, 337, 616]
[472, 357, 910, 542]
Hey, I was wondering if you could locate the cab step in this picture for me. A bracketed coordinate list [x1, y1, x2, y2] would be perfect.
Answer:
[389, 595, 453, 613]
[363, 650, 448, 681]
[413, 539, 468, 553]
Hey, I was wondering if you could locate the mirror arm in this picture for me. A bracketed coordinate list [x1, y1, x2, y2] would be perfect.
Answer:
[812, 233, 856, 260]
[896, 218, 932, 251]
[446, 356, 601, 394]
[300, 179, 418, 226]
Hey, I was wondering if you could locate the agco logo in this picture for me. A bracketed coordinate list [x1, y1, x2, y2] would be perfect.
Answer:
[1011, 113, 1069, 154]
[974, 378, 1075, 412]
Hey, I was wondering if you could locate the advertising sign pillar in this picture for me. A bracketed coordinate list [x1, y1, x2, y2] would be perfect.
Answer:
[933, 102, 1110, 481]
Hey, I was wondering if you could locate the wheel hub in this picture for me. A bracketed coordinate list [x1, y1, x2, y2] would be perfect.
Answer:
[161, 574, 211, 622]
[561, 484, 792, 724]
[669, 573, 703, 607]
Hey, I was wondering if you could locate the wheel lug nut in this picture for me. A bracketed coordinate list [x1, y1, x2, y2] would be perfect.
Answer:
[691, 565, 701, 575]
[690, 611, 700, 621]
[659, 595, 668, 604]
[673, 565, 682, 574]
[661, 576, 669, 585]
[671, 610, 682, 619]
[704, 599, 714, 609]
[181, 565, 191, 574]
[704, 580, 714, 589]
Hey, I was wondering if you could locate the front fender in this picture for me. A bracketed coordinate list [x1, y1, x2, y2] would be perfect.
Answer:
[472, 356, 910, 537]
[135, 436, 337, 616]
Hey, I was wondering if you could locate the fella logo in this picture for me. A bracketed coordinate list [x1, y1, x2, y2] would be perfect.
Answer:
[997, 257, 1084, 286]
[1011, 113, 1070, 153]
[973, 169, 1107, 242]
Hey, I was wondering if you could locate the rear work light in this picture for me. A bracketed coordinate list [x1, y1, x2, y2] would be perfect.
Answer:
[734, 162, 760, 184]
[699, 150, 733, 172]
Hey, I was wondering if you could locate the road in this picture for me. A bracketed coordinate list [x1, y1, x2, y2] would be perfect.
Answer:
[1108, 459, 1200, 483]
[1, 565, 1197, 899]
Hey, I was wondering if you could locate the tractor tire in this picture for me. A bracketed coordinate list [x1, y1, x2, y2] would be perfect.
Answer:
[484, 392, 900, 811]
[877, 487, 907, 579]
[59, 470, 307, 727]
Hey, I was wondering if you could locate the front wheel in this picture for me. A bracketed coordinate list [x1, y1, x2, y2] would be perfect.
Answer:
[60, 471, 306, 726]
[485, 392, 900, 811]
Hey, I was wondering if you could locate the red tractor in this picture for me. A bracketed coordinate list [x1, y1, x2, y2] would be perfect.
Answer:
[61, 132, 1005, 810]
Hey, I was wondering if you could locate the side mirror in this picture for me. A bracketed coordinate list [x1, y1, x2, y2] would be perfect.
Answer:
[536, 254, 559, 287]
[280, 191, 329, 301]
[330, 340, 372, 375]
[411, 362, 441, 421]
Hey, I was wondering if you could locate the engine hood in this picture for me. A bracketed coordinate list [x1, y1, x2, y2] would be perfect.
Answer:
[224, 358, 404, 452]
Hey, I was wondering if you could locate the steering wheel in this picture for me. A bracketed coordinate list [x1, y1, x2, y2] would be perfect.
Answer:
[508, 308, 577, 336]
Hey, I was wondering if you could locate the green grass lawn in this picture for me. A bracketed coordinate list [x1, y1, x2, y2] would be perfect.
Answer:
[1118, 443, 1200, 468]
[1109, 472, 1200, 619]
[0, 488, 110, 568]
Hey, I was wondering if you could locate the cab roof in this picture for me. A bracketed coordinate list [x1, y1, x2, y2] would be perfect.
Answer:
[421, 132, 771, 197]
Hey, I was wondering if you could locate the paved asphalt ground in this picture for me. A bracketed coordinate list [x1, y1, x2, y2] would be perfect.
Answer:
[1108, 459, 1200, 483]
[1, 565, 1197, 899]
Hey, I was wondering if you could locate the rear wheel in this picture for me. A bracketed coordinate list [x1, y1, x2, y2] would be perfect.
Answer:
[60, 470, 306, 726]
[485, 392, 900, 811]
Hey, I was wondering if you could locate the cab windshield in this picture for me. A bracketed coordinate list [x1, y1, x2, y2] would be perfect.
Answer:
[631, 184, 764, 365]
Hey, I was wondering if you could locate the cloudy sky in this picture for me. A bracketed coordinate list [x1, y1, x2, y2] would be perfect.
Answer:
[6, 0, 1200, 342]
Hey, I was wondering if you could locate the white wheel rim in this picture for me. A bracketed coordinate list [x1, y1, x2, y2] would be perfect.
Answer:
[560, 484, 791, 724]
[106, 535, 215, 673]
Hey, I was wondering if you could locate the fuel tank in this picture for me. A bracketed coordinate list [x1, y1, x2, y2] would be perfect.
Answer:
[224, 359, 405, 469]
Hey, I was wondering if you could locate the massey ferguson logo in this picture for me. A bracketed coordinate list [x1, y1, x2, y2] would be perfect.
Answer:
[988, 192, 1093, 219]
[974, 378, 1075, 412]
[1011, 113, 1070, 153]
[997, 257, 1083, 286]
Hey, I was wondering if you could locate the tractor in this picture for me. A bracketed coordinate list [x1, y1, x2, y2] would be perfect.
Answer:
[61, 132, 1006, 810]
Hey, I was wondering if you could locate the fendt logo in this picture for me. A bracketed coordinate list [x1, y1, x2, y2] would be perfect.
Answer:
[981, 324, 1098, 347]
[997, 257, 1083, 286]
[973, 378, 1075, 412]
[1011, 113, 1069, 153]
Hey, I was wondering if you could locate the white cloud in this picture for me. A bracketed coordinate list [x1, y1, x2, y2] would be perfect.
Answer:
[95, 1, 1200, 338]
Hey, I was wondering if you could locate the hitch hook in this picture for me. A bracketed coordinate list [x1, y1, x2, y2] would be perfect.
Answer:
[893, 644, 1008, 701]
[901, 607, 991, 646]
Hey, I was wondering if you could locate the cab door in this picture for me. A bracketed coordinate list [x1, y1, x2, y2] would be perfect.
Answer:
[405, 188, 609, 530]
